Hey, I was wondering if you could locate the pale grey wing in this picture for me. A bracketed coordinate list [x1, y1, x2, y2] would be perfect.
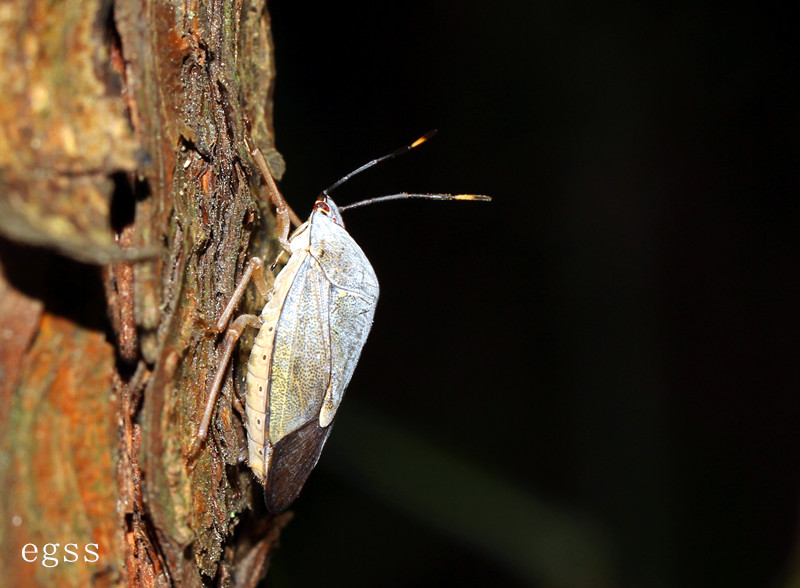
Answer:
[309, 213, 379, 294]
[310, 216, 379, 427]
[268, 256, 332, 444]
[318, 285, 378, 426]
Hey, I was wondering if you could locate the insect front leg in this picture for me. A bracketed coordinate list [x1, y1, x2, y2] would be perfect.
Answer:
[245, 136, 302, 254]
[190, 313, 264, 456]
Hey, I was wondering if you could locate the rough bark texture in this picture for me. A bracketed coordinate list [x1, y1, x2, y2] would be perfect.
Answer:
[0, 1, 289, 585]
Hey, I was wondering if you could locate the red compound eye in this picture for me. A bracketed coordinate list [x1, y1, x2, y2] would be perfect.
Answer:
[314, 200, 330, 214]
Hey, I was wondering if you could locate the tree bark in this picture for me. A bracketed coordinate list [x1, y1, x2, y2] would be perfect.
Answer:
[0, 1, 288, 586]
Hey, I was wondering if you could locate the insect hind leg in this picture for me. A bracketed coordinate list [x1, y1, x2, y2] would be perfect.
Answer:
[189, 313, 263, 457]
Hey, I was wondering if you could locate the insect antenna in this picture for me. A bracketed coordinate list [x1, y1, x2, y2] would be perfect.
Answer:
[340, 192, 491, 211]
[319, 130, 439, 198]
[319, 130, 491, 209]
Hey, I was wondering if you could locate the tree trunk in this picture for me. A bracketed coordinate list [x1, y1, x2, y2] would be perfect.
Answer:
[0, 1, 288, 586]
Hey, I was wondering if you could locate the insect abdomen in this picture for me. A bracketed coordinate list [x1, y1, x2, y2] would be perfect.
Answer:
[244, 249, 305, 483]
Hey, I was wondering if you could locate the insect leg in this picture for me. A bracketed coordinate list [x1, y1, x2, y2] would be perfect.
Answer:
[245, 136, 302, 253]
[190, 313, 264, 455]
[209, 257, 271, 334]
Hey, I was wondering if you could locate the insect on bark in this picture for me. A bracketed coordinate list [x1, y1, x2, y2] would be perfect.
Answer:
[191, 131, 490, 513]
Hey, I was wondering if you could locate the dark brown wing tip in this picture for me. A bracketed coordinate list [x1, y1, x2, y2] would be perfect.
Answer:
[264, 418, 334, 513]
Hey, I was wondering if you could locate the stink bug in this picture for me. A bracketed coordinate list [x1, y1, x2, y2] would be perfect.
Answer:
[191, 131, 490, 513]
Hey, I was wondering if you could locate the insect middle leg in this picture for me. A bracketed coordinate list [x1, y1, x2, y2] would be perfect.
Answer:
[210, 257, 271, 333]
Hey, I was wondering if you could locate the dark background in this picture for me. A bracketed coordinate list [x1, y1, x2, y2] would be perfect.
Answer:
[264, 2, 800, 587]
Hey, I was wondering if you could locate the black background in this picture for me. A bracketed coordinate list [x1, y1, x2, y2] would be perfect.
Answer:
[264, 2, 800, 587]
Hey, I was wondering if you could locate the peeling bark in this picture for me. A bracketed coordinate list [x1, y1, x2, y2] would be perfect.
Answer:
[0, 1, 287, 585]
